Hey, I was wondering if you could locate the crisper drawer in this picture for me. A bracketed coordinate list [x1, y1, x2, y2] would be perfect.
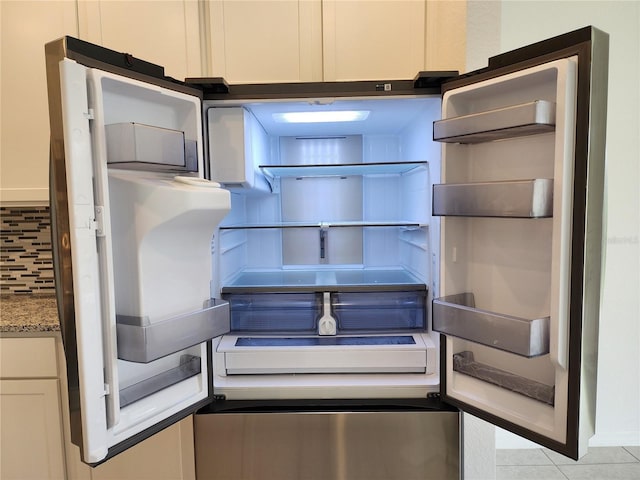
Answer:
[225, 292, 321, 333]
[333, 290, 427, 332]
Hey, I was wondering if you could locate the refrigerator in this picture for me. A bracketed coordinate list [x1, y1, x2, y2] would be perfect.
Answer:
[45, 26, 608, 478]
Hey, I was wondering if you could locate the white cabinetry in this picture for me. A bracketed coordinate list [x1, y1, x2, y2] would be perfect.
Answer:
[208, 0, 323, 83]
[0, 1, 77, 204]
[77, 0, 203, 80]
[2, 1, 464, 203]
[0, 0, 203, 204]
[207, 0, 466, 83]
[85, 418, 195, 480]
[0, 337, 66, 480]
[322, 0, 427, 81]
[0, 335, 196, 479]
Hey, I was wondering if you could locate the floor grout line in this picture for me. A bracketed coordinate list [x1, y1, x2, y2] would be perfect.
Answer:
[558, 465, 571, 480]
[622, 446, 640, 462]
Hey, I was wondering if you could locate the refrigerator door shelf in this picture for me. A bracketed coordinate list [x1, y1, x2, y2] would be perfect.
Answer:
[433, 100, 556, 143]
[453, 351, 555, 405]
[116, 299, 230, 363]
[105, 122, 198, 172]
[433, 293, 550, 357]
[119, 354, 201, 407]
[433, 179, 554, 218]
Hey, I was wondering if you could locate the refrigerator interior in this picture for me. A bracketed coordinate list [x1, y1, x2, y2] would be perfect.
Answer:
[434, 58, 578, 444]
[206, 96, 444, 399]
[77, 65, 230, 453]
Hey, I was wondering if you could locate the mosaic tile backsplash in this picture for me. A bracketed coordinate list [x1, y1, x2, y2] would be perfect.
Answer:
[1, 207, 55, 294]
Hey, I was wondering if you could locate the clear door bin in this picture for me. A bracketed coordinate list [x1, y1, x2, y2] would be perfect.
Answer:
[433, 293, 549, 357]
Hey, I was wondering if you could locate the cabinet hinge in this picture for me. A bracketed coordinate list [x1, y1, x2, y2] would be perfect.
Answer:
[84, 108, 95, 120]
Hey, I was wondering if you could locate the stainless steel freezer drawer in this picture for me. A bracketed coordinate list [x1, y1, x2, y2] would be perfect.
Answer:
[194, 403, 459, 480]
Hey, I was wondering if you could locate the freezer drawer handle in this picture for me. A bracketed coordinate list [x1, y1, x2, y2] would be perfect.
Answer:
[453, 351, 555, 406]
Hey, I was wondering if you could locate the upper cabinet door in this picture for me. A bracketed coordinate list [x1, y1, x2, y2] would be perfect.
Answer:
[77, 0, 203, 80]
[208, 0, 323, 83]
[433, 27, 608, 460]
[0, 1, 77, 203]
[206, 0, 466, 84]
[321, 0, 427, 81]
[322, 0, 466, 81]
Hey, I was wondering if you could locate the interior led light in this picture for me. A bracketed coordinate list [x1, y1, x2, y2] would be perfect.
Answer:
[272, 110, 370, 123]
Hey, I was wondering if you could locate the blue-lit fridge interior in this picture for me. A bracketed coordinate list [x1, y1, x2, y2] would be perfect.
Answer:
[205, 97, 444, 399]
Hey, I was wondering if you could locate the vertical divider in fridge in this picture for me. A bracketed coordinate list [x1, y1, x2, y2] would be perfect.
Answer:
[59, 58, 110, 463]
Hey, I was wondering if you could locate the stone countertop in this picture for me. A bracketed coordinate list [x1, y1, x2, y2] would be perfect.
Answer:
[0, 295, 60, 333]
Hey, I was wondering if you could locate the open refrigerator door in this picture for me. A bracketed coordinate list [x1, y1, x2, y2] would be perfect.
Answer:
[434, 27, 608, 459]
[46, 38, 231, 464]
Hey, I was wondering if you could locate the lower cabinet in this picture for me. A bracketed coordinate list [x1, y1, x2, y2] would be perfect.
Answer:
[0, 378, 66, 480]
[85, 419, 196, 480]
[0, 335, 196, 480]
[0, 336, 65, 479]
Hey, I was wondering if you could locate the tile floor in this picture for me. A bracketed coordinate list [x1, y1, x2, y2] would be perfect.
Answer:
[496, 446, 640, 479]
